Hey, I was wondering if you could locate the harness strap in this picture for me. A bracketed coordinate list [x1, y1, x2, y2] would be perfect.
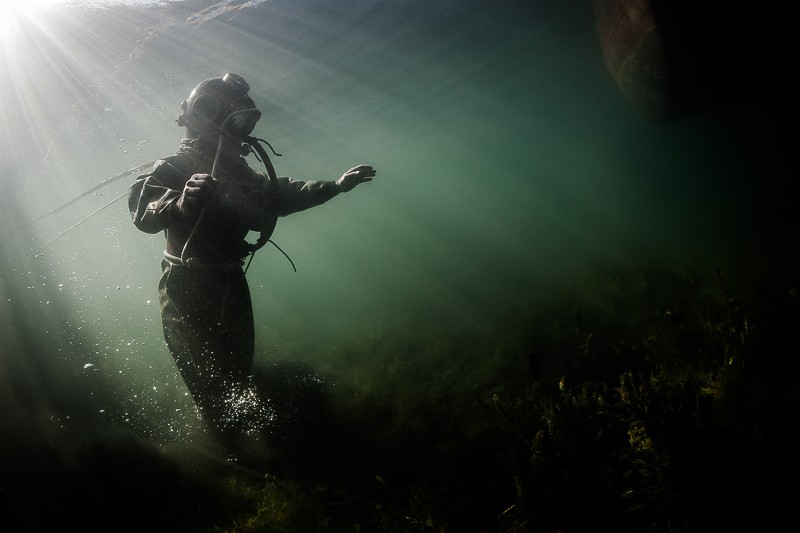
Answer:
[164, 251, 244, 271]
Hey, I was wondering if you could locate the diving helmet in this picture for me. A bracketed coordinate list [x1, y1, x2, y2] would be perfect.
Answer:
[177, 73, 260, 138]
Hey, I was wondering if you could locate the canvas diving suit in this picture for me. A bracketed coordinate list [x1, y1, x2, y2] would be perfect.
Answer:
[128, 138, 339, 445]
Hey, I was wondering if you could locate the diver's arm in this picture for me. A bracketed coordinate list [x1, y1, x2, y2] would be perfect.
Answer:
[275, 177, 339, 216]
[128, 157, 199, 233]
[275, 164, 376, 216]
[128, 154, 217, 233]
[127, 175, 182, 234]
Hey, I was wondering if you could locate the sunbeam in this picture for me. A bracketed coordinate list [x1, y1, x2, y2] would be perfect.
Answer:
[0, 0, 61, 19]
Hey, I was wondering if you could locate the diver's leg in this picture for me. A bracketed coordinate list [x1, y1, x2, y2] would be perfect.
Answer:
[158, 263, 239, 448]
[158, 263, 271, 459]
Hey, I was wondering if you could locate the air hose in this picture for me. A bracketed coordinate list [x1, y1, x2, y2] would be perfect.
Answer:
[179, 108, 289, 272]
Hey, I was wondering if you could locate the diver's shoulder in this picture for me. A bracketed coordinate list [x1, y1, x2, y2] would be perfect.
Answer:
[154, 151, 200, 178]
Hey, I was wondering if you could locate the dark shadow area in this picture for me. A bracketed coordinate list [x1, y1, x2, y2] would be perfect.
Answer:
[653, 0, 792, 112]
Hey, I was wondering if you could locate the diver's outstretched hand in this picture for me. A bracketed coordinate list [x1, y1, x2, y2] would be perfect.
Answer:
[335, 164, 376, 193]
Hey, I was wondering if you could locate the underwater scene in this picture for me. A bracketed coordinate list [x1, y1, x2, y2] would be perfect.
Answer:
[1, 0, 796, 531]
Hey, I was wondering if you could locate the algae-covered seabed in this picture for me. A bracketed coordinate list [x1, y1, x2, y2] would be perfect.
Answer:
[1, 1, 796, 531]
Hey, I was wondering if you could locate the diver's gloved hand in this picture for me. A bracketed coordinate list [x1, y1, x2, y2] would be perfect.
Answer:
[335, 164, 376, 193]
[174, 173, 217, 221]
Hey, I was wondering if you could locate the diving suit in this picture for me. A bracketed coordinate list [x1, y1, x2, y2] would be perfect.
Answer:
[127, 73, 375, 454]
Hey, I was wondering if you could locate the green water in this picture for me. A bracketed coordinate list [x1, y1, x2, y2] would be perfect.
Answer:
[1, 1, 795, 531]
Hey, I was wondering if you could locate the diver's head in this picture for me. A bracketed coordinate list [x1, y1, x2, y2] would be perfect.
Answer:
[177, 73, 260, 140]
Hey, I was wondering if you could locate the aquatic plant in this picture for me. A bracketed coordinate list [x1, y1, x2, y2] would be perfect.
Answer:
[4, 258, 798, 532]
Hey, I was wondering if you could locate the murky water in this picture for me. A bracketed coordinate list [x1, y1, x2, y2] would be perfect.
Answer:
[1, 1, 793, 531]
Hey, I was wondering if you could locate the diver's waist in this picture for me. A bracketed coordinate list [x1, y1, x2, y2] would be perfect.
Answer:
[163, 251, 244, 271]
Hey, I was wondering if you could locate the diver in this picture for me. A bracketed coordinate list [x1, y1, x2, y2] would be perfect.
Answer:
[127, 73, 375, 458]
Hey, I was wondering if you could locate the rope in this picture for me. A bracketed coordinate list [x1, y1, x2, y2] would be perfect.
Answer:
[17, 161, 155, 229]
[27, 192, 126, 258]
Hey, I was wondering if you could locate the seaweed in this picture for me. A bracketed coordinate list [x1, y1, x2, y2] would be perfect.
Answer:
[198, 259, 800, 532]
[4, 258, 799, 532]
